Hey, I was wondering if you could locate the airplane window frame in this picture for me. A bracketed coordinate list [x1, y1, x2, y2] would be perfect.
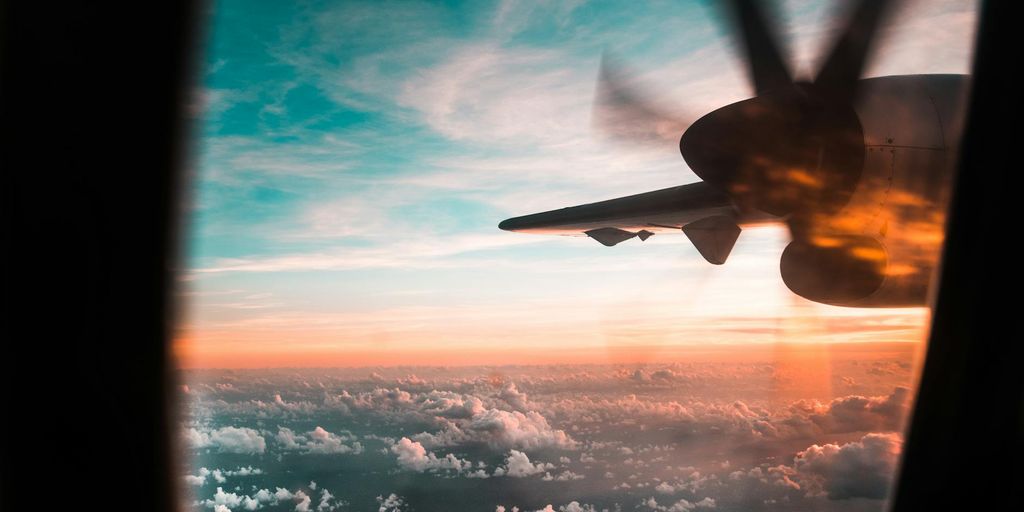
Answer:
[2, 1, 1021, 511]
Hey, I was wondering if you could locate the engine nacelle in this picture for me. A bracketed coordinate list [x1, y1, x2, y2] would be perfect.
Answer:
[780, 235, 888, 306]
[781, 234, 937, 306]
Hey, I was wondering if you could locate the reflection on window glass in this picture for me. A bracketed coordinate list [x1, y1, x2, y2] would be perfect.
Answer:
[176, 1, 977, 511]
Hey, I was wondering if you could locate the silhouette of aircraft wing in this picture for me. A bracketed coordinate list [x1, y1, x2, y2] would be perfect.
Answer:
[498, 0, 968, 307]
[498, 181, 775, 263]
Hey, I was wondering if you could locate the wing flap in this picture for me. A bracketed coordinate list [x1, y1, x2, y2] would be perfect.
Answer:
[583, 227, 656, 247]
[584, 227, 639, 246]
[682, 215, 742, 264]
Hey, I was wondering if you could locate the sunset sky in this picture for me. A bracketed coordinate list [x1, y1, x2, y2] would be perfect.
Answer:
[176, 0, 977, 369]
[177, 4, 982, 511]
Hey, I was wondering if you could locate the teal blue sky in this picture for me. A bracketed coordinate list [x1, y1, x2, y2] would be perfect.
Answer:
[179, 0, 976, 367]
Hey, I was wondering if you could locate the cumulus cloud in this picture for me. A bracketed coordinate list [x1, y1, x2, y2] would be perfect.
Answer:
[187, 426, 267, 455]
[323, 385, 574, 453]
[414, 408, 576, 451]
[294, 490, 312, 512]
[317, 488, 340, 512]
[253, 489, 273, 500]
[377, 493, 404, 512]
[276, 426, 364, 454]
[275, 427, 303, 449]
[559, 503, 596, 512]
[493, 450, 554, 478]
[327, 387, 412, 413]
[184, 467, 210, 486]
[225, 466, 263, 477]
[540, 385, 911, 443]
[390, 437, 471, 473]
[202, 487, 244, 510]
[498, 383, 529, 411]
[725, 432, 903, 500]
[642, 496, 717, 511]
[651, 469, 716, 494]
[509, 503, 598, 512]
[184, 427, 211, 449]
[785, 387, 911, 435]
[184, 474, 207, 486]
[199, 485, 326, 512]
[473, 409, 576, 450]
[541, 470, 584, 481]
[214, 427, 264, 454]
[328, 387, 490, 421]
[418, 391, 485, 419]
[203, 486, 319, 511]
[240, 495, 261, 511]
[525, 503, 597, 512]
[791, 432, 903, 500]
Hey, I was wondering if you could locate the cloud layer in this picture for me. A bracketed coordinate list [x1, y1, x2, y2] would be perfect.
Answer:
[181, 353, 919, 511]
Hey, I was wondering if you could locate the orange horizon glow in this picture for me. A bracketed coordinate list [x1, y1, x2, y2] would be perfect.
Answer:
[176, 226, 933, 371]
[175, 275, 932, 370]
[173, 335, 926, 369]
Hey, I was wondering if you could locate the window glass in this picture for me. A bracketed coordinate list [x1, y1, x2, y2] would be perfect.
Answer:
[176, 2, 977, 511]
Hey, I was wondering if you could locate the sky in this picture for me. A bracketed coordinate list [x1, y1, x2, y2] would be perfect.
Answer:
[175, 0, 978, 369]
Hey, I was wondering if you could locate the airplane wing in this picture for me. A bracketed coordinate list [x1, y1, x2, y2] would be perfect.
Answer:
[498, 181, 768, 264]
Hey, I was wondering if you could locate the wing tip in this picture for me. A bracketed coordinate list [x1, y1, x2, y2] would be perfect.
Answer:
[498, 217, 519, 232]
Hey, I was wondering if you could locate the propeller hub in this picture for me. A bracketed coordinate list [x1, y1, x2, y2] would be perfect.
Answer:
[680, 84, 864, 220]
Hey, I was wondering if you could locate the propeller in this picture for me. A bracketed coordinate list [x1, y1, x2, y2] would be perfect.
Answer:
[726, 0, 792, 94]
[591, 54, 691, 148]
[592, 0, 897, 242]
